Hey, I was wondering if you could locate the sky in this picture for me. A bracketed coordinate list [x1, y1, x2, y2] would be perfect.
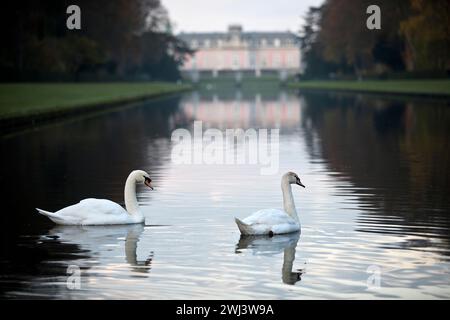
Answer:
[162, 0, 324, 33]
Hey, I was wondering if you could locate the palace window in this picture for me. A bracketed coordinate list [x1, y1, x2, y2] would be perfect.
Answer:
[274, 38, 281, 47]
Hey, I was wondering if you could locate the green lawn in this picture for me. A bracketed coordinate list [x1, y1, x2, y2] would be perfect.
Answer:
[288, 80, 450, 96]
[0, 82, 191, 119]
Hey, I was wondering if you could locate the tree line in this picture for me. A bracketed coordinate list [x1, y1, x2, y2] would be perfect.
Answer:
[299, 0, 450, 79]
[0, 0, 192, 82]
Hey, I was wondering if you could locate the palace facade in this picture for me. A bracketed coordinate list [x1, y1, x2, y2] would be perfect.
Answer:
[178, 25, 301, 80]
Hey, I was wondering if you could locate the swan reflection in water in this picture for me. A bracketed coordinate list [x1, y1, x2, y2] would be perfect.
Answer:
[45, 224, 153, 274]
[235, 232, 304, 285]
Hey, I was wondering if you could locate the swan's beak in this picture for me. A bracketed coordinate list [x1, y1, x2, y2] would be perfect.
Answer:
[144, 179, 153, 190]
[296, 179, 305, 188]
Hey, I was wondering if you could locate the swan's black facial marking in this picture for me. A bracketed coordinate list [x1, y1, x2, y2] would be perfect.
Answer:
[295, 175, 305, 188]
[144, 176, 153, 190]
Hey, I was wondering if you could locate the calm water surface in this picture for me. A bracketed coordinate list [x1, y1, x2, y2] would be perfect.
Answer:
[1, 88, 449, 299]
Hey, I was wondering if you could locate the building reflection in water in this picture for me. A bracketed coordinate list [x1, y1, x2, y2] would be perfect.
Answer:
[173, 90, 301, 131]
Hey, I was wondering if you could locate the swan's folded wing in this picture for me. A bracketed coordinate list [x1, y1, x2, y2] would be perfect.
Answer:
[242, 209, 297, 226]
[55, 198, 127, 224]
[78, 198, 126, 215]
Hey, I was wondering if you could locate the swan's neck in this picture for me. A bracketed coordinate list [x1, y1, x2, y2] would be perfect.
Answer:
[124, 175, 140, 215]
[281, 180, 299, 222]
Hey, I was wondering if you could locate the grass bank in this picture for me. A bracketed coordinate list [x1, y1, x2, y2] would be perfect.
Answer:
[288, 79, 450, 97]
[0, 82, 191, 120]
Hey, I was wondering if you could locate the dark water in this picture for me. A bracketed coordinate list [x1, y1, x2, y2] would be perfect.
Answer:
[1, 88, 449, 299]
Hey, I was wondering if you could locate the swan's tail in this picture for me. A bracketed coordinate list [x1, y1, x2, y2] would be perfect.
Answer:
[36, 208, 71, 225]
[235, 218, 253, 235]
[36, 208, 54, 217]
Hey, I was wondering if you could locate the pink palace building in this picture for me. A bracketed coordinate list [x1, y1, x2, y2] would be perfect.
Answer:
[178, 25, 302, 81]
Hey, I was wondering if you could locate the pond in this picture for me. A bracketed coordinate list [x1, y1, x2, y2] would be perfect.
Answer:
[1, 87, 449, 299]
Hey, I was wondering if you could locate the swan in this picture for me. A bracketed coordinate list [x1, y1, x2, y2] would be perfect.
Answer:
[36, 170, 153, 225]
[235, 172, 305, 235]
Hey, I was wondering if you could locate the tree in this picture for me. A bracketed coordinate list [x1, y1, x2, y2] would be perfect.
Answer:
[299, 6, 347, 79]
[299, 0, 420, 78]
[0, 0, 191, 81]
[400, 0, 450, 71]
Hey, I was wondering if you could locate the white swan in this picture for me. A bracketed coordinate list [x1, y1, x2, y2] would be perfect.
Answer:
[235, 172, 305, 235]
[36, 170, 153, 225]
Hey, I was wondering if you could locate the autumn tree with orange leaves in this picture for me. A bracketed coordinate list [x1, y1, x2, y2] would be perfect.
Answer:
[300, 0, 449, 79]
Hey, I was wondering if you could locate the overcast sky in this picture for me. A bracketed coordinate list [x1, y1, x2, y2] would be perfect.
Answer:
[162, 0, 324, 33]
